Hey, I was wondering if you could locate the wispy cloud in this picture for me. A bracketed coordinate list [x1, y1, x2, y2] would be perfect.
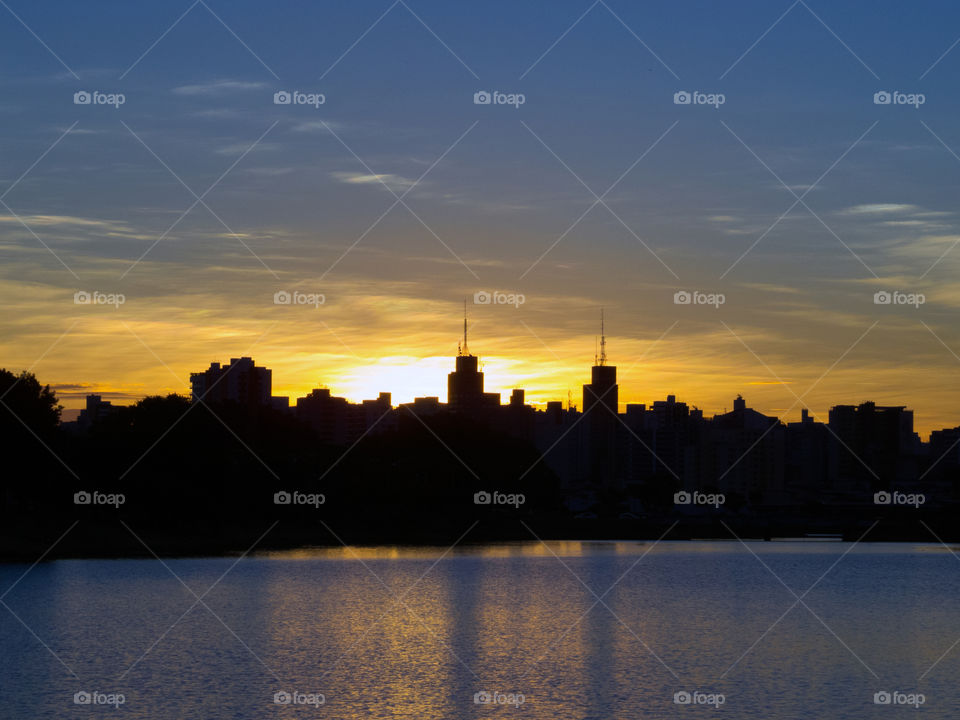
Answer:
[292, 120, 346, 133]
[840, 203, 921, 215]
[331, 171, 417, 193]
[215, 141, 280, 156]
[173, 80, 268, 96]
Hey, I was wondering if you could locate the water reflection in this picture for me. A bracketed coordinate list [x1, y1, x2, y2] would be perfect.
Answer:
[1, 541, 959, 718]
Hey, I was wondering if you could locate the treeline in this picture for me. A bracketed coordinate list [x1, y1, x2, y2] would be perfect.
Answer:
[0, 370, 559, 558]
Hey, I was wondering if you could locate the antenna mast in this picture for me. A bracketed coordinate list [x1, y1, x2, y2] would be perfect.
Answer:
[461, 299, 469, 356]
[599, 308, 607, 366]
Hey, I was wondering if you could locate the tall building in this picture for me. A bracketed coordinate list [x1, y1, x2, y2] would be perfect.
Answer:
[828, 402, 916, 491]
[705, 395, 784, 503]
[190, 356, 272, 405]
[447, 306, 499, 410]
[581, 311, 619, 486]
[582, 310, 618, 415]
[75, 394, 120, 430]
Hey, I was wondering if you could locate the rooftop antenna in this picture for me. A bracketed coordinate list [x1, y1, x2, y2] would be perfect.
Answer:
[461, 299, 469, 356]
[598, 308, 607, 366]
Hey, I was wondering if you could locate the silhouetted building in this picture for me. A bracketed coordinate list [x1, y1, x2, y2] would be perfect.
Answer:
[828, 402, 916, 492]
[75, 394, 119, 431]
[581, 313, 620, 486]
[649, 395, 698, 483]
[704, 395, 784, 504]
[446, 312, 500, 410]
[785, 409, 831, 503]
[534, 400, 582, 489]
[296, 387, 394, 444]
[190, 357, 271, 405]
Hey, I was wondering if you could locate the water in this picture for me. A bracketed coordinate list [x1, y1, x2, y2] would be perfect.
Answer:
[1, 540, 957, 718]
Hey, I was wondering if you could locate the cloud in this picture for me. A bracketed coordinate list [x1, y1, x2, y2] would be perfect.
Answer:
[0, 214, 130, 230]
[214, 141, 280, 156]
[244, 167, 295, 176]
[331, 171, 416, 193]
[172, 80, 268, 96]
[840, 203, 921, 215]
[292, 120, 346, 133]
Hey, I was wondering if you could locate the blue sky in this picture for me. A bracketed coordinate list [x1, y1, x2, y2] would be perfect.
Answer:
[3, 0, 960, 435]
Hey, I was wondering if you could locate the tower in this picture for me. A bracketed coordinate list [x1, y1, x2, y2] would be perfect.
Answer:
[583, 309, 618, 414]
[581, 310, 619, 487]
[448, 302, 484, 409]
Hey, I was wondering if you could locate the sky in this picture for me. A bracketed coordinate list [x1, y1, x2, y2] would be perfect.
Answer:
[2, 0, 960, 437]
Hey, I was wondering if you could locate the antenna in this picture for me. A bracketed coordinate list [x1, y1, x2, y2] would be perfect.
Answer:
[599, 308, 607, 366]
[462, 299, 469, 356]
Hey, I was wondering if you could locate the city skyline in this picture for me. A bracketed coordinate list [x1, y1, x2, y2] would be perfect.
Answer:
[43, 312, 957, 440]
[42, 309, 960, 446]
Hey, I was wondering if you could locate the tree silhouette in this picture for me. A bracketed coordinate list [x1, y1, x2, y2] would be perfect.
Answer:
[0, 368, 61, 434]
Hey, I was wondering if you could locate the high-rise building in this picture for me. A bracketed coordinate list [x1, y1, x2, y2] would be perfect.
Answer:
[828, 402, 916, 491]
[582, 310, 618, 415]
[447, 306, 499, 410]
[581, 311, 619, 486]
[190, 356, 272, 405]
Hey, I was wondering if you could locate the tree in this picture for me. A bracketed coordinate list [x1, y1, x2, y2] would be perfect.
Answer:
[0, 369, 61, 435]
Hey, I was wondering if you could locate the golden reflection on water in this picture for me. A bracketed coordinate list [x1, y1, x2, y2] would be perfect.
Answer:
[8, 542, 958, 719]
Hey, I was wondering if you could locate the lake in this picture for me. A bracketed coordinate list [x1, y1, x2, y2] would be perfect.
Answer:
[1, 540, 957, 718]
